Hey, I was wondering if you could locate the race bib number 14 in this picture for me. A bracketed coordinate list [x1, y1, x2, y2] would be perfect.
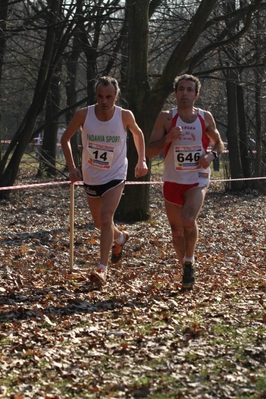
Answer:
[174, 145, 202, 171]
[87, 142, 115, 169]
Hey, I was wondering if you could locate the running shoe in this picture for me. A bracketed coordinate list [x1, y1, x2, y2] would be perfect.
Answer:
[90, 268, 107, 287]
[182, 261, 195, 289]
[111, 231, 129, 264]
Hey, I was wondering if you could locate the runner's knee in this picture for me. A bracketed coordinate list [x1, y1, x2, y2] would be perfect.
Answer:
[182, 216, 196, 229]
[170, 225, 183, 239]
[100, 211, 114, 228]
[182, 207, 197, 229]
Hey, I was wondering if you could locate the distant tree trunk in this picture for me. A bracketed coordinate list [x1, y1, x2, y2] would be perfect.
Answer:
[64, 16, 88, 173]
[223, 0, 244, 191]
[66, 0, 98, 173]
[237, 80, 250, 180]
[0, 0, 61, 194]
[64, 32, 81, 172]
[116, 9, 129, 93]
[0, 0, 9, 132]
[0, 0, 8, 80]
[254, 14, 263, 184]
[79, 40, 97, 174]
[115, 0, 150, 221]
[254, 72, 262, 170]
[226, 77, 244, 190]
[38, 60, 62, 177]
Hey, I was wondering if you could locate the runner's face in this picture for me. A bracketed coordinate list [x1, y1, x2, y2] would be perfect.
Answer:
[175, 80, 199, 107]
[96, 83, 118, 113]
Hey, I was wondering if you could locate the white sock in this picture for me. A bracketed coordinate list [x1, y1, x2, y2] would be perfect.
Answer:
[115, 232, 124, 245]
[183, 257, 194, 263]
[97, 264, 107, 273]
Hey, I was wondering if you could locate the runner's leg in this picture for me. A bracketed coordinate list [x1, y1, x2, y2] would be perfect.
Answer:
[164, 200, 185, 265]
[87, 183, 124, 266]
[182, 186, 207, 259]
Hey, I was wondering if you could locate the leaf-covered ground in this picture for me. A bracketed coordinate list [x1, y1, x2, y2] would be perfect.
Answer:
[0, 166, 266, 399]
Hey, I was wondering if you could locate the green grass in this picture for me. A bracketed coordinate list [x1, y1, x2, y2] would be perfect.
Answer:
[151, 157, 164, 175]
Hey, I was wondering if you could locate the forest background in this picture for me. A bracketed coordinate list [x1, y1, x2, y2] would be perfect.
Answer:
[0, 2, 266, 398]
[0, 0, 266, 221]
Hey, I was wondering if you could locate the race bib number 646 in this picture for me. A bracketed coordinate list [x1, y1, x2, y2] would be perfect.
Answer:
[174, 145, 202, 171]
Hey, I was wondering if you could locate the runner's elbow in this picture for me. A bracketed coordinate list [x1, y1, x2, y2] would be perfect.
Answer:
[146, 146, 158, 159]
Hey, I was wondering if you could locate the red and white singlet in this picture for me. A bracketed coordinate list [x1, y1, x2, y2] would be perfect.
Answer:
[163, 108, 210, 186]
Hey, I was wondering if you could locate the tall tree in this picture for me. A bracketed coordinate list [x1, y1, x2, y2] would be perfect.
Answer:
[116, 0, 151, 220]
[0, 0, 76, 193]
[0, 0, 9, 137]
[38, 59, 63, 177]
[254, 12, 263, 182]
[222, 0, 245, 190]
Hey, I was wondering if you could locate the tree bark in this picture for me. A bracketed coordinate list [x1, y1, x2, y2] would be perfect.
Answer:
[254, 13, 263, 184]
[38, 59, 62, 177]
[116, 0, 218, 221]
[226, 77, 245, 191]
[237, 81, 250, 181]
[0, 0, 8, 80]
[115, 0, 150, 221]
[0, 0, 9, 138]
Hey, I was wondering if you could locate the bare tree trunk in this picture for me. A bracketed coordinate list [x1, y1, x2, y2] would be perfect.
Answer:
[237, 81, 250, 181]
[38, 59, 62, 177]
[223, 0, 245, 191]
[0, 0, 9, 136]
[254, 14, 263, 184]
[115, 0, 150, 221]
[226, 77, 244, 190]
[65, 37, 81, 172]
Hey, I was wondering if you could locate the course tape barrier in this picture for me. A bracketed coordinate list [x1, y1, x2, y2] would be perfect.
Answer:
[0, 181, 71, 191]
[0, 175, 266, 191]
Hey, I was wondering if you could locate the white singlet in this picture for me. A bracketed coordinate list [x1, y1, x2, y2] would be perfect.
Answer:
[163, 108, 211, 186]
[81, 105, 128, 185]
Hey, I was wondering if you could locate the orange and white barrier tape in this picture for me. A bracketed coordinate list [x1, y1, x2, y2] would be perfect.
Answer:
[0, 181, 71, 191]
[0, 175, 266, 192]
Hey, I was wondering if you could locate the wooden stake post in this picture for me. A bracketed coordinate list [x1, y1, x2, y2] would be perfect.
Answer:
[69, 183, 74, 271]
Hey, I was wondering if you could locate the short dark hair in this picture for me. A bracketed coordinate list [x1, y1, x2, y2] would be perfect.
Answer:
[173, 74, 201, 94]
[95, 76, 120, 96]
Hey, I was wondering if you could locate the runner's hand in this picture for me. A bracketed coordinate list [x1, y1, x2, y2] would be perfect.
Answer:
[135, 160, 148, 178]
[69, 168, 82, 183]
[199, 153, 214, 169]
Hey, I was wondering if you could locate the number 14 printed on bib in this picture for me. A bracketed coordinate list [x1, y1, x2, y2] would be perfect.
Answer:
[88, 142, 115, 169]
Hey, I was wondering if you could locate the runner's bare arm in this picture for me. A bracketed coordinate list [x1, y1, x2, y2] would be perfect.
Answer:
[146, 111, 182, 159]
[61, 107, 87, 181]
[205, 111, 224, 155]
[123, 109, 148, 178]
[199, 111, 224, 169]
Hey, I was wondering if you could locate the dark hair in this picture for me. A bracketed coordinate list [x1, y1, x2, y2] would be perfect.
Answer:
[94, 76, 120, 96]
[173, 74, 201, 94]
